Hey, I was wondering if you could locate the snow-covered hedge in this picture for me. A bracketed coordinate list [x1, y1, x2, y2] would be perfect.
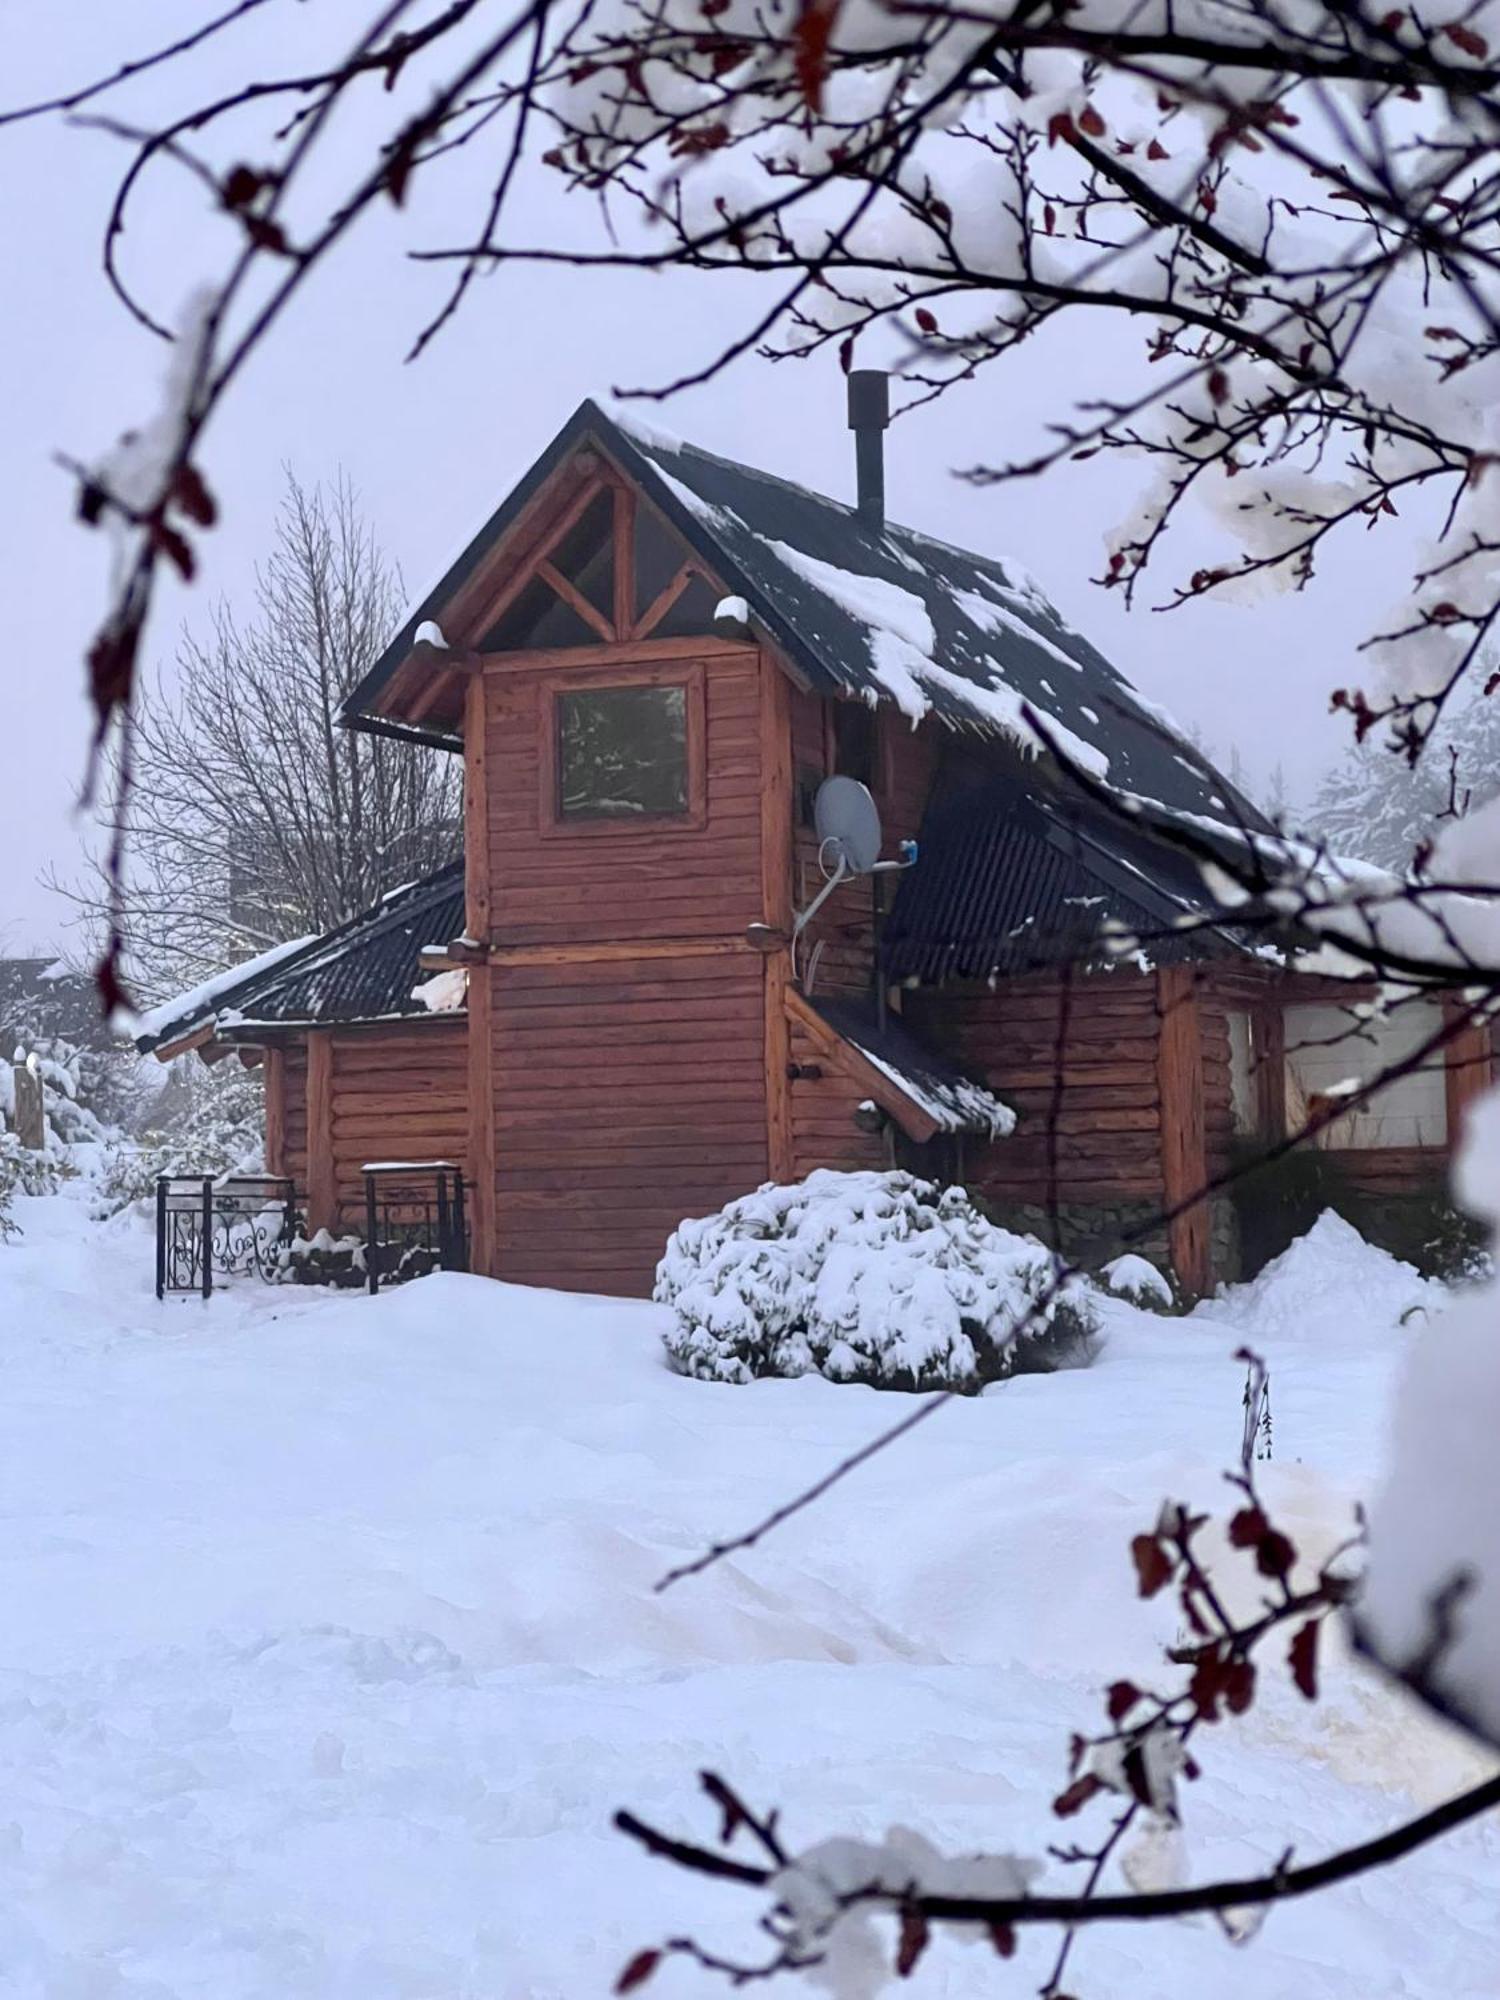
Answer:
[655, 1170, 1100, 1393]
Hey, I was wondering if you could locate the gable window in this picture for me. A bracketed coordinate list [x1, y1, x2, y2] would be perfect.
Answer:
[547, 671, 705, 829]
[475, 469, 727, 653]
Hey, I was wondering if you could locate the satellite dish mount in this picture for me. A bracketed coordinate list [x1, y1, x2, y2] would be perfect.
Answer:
[792, 775, 917, 949]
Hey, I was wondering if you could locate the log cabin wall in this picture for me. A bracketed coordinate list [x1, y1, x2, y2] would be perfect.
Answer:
[787, 1010, 890, 1179]
[280, 1042, 308, 1188]
[789, 687, 937, 1000]
[471, 638, 775, 1294]
[279, 1020, 469, 1233]
[905, 969, 1198, 1277]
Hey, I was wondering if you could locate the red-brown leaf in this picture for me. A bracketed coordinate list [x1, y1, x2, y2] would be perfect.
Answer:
[1443, 20, 1489, 57]
[1131, 1534, 1173, 1598]
[988, 1922, 1017, 1958]
[792, 0, 843, 110]
[1228, 1506, 1269, 1549]
[149, 519, 196, 582]
[1147, 138, 1169, 161]
[1223, 1658, 1257, 1715]
[896, 1911, 929, 1978]
[1107, 1680, 1142, 1723]
[172, 463, 218, 529]
[1078, 103, 1105, 137]
[1255, 1529, 1296, 1579]
[1289, 1619, 1320, 1700]
[615, 1948, 661, 1994]
[1047, 110, 1076, 146]
[914, 306, 939, 334]
[1054, 1772, 1105, 1817]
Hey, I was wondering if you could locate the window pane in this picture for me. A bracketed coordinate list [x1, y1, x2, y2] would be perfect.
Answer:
[550, 489, 615, 622]
[634, 505, 687, 622]
[557, 683, 689, 820]
[650, 571, 720, 639]
[482, 574, 595, 651]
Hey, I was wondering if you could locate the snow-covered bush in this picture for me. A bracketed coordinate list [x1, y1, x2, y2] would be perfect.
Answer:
[655, 1170, 1099, 1393]
[0, 1132, 72, 1240]
[1101, 1254, 1176, 1312]
[96, 1058, 264, 1215]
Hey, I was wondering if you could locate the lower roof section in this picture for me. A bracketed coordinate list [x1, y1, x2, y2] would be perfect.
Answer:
[136, 862, 465, 1055]
[792, 989, 1015, 1143]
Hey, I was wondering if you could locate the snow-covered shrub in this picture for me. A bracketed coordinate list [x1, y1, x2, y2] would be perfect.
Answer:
[1101, 1253, 1176, 1312]
[0, 1132, 72, 1239]
[655, 1170, 1099, 1392]
[96, 1058, 263, 1215]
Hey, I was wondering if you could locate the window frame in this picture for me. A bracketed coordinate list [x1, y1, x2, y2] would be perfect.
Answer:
[538, 660, 708, 839]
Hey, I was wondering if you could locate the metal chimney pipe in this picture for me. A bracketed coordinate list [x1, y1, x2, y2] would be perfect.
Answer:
[846, 369, 890, 527]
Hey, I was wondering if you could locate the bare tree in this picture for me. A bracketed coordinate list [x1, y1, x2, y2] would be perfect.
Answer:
[60, 470, 459, 1002]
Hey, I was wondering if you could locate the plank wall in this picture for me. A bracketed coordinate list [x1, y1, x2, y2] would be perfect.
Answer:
[486, 952, 769, 1294]
[787, 1009, 889, 1179]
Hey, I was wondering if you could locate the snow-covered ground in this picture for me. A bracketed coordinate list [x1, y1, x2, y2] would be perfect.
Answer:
[0, 1188, 1495, 1997]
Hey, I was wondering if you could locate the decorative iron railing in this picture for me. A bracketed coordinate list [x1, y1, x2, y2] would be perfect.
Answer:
[361, 1161, 468, 1295]
[154, 1175, 299, 1299]
[154, 1165, 469, 1298]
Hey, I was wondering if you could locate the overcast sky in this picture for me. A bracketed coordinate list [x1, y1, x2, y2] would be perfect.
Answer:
[0, 2, 1387, 956]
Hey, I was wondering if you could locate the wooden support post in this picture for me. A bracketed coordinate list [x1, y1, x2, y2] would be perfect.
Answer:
[1443, 995, 1493, 1149]
[262, 1045, 286, 1177]
[305, 1029, 337, 1234]
[1157, 966, 1210, 1296]
[467, 961, 498, 1276]
[463, 672, 491, 946]
[760, 655, 795, 1184]
[1253, 1003, 1287, 1141]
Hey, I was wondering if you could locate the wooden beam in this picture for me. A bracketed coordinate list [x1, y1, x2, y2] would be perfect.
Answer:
[1157, 966, 1210, 1296]
[467, 961, 498, 1277]
[1253, 1002, 1287, 1140]
[536, 558, 615, 642]
[463, 672, 491, 947]
[487, 937, 749, 967]
[263, 1045, 286, 1177]
[760, 653, 795, 1183]
[632, 561, 696, 641]
[479, 634, 754, 673]
[459, 475, 608, 646]
[152, 1021, 217, 1063]
[612, 483, 635, 637]
[305, 1029, 337, 1233]
[1443, 995, 1493, 1149]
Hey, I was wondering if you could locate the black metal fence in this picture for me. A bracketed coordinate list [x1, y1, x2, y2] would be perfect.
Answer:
[361, 1162, 468, 1294]
[154, 1164, 468, 1299]
[155, 1175, 298, 1298]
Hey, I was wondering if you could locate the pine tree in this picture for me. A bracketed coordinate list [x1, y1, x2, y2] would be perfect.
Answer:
[1311, 684, 1500, 870]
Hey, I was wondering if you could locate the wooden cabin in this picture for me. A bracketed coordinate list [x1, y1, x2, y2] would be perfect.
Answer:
[138, 386, 1493, 1294]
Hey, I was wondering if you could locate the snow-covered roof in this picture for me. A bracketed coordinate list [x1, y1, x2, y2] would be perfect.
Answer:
[135, 864, 466, 1054]
[884, 780, 1260, 981]
[809, 995, 1016, 1140]
[344, 398, 1270, 840]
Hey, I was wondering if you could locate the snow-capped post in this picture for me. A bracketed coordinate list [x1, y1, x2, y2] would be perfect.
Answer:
[12, 1052, 44, 1152]
[845, 371, 889, 528]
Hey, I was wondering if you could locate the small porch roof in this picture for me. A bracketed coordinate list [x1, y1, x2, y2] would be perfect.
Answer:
[136, 863, 465, 1057]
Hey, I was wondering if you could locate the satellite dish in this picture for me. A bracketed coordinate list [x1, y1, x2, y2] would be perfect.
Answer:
[814, 776, 883, 875]
[789, 775, 919, 971]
